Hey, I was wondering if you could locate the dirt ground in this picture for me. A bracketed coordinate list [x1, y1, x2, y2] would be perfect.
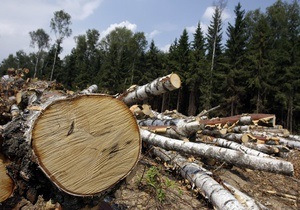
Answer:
[11, 149, 300, 210]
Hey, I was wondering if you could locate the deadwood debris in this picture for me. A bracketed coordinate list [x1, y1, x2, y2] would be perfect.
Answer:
[0, 71, 299, 209]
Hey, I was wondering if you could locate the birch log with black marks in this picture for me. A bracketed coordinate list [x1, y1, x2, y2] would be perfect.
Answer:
[141, 129, 294, 176]
[152, 147, 246, 210]
[118, 73, 181, 105]
[1, 92, 141, 208]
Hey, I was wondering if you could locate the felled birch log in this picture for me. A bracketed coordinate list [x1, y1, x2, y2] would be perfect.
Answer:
[138, 119, 204, 137]
[222, 182, 269, 210]
[152, 147, 246, 210]
[1, 91, 141, 208]
[242, 142, 282, 155]
[141, 129, 294, 176]
[227, 125, 250, 133]
[199, 137, 271, 158]
[288, 134, 300, 142]
[117, 73, 181, 105]
[249, 126, 290, 137]
[249, 131, 300, 149]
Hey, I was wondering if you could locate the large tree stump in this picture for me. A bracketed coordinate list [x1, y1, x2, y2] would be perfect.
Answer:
[1, 93, 141, 208]
[0, 154, 14, 203]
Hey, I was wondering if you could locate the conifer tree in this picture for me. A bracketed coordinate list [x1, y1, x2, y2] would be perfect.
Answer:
[224, 3, 248, 115]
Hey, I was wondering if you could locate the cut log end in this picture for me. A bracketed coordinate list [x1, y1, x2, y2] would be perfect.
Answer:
[169, 73, 181, 89]
[0, 154, 14, 202]
[32, 95, 141, 196]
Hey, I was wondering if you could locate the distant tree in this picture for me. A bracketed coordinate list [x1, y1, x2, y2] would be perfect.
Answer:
[99, 27, 147, 93]
[266, 0, 300, 131]
[244, 9, 272, 113]
[49, 10, 72, 81]
[206, 0, 226, 109]
[188, 22, 208, 114]
[29, 28, 50, 78]
[173, 29, 190, 113]
[224, 2, 248, 115]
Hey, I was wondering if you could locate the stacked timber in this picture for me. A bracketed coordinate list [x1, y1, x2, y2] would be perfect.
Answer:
[0, 71, 298, 209]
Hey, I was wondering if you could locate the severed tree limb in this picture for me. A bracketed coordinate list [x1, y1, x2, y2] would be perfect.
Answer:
[117, 73, 181, 105]
[141, 129, 294, 176]
[196, 105, 221, 118]
[152, 147, 246, 210]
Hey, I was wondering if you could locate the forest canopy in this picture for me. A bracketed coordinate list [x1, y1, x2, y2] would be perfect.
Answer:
[1, 0, 300, 133]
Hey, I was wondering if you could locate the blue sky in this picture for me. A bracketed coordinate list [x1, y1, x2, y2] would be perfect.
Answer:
[0, 0, 288, 62]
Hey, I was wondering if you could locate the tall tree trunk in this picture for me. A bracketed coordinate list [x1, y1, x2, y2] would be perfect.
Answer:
[50, 44, 58, 81]
[188, 86, 197, 116]
[33, 52, 40, 78]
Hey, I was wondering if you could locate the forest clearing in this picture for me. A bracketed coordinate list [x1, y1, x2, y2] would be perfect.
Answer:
[0, 69, 299, 210]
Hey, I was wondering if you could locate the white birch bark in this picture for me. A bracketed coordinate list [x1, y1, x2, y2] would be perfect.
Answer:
[138, 119, 204, 137]
[151, 110, 173, 120]
[287, 134, 300, 142]
[141, 129, 294, 176]
[250, 131, 300, 149]
[242, 142, 281, 155]
[208, 138, 271, 158]
[152, 147, 246, 210]
[118, 73, 181, 105]
[228, 125, 250, 133]
[80, 84, 98, 94]
[222, 182, 269, 210]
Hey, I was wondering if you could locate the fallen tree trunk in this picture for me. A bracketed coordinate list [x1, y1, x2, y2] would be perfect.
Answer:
[198, 137, 271, 158]
[138, 119, 204, 137]
[118, 73, 181, 105]
[1, 92, 141, 208]
[222, 182, 269, 210]
[141, 129, 294, 176]
[152, 147, 246, 210]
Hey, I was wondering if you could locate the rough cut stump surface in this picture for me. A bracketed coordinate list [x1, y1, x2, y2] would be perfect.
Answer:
[0, 154, 14, 202]
[31, 95, 141, 196]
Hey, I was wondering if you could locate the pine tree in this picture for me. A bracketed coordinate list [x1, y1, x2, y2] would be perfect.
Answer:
[206, 2, 225, 109]
[224, 3, 248, 115]
[187, 23, 207, 115]
[244, 9, 272, 113]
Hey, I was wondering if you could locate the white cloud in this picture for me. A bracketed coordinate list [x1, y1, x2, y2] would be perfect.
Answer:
[57, 0, 103, 20]
[147, 30, 161, 39]
[186, 22, 208, 37]
[160, 44, 171, 53]
[202, 6, 232, 23]
[101, 21, 137, 38]
[186, 26, 196, 34]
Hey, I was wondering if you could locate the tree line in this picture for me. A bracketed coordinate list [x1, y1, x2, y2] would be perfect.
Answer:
[1, 0, 300, 133]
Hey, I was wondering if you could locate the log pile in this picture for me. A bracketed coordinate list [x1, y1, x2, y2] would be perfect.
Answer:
[0, 70, 299, 209]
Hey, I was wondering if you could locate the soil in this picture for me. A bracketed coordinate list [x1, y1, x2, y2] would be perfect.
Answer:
[14, 149, 300, 210]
